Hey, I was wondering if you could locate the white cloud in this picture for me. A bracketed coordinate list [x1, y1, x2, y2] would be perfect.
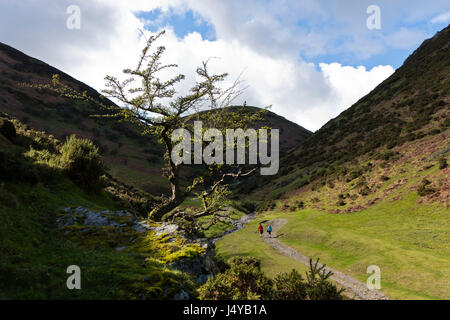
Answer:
[320, 63, 395, 117]
[431, 11, 450, 24]
[0, 0, 435, 132]
[142, 30, 395, 131]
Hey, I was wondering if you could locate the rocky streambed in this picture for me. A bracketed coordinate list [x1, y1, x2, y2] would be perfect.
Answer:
[210, 213, 256, 243]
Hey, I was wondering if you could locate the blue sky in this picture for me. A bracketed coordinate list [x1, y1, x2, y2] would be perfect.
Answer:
[136, 4, 450, 70]
[136, 9, 217, 41]
[130, 1, 450, 130]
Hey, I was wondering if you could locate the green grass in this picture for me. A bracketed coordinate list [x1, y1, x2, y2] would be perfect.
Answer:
[278, 193, 450, 300]
[217, 193, 450, 299]
[175, 196, 249, 239]
[0, 179, 196, 299]
[196, 208, 246, 239]
[216, 213, 309, 278]
[179, 196, 203, 209]
[107, 161, 168, 192]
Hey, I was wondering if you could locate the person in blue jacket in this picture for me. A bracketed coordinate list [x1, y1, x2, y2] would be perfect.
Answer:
[267, 225, 273, 238]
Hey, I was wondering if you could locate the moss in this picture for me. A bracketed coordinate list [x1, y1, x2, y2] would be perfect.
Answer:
[0, 115, 200, 299]
[137, 231, 204, 264]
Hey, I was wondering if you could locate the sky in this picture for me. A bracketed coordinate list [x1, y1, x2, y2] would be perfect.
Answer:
[0, 0, 449, 131]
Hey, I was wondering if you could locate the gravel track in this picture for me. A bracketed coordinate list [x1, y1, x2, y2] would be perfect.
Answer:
[263, 219, 389, 300]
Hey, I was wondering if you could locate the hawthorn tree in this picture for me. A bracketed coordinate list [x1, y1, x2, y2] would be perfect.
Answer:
[24, 30, 265, 223]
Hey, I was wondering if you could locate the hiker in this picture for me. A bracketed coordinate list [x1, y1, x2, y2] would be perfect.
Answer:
[258, 223, 264, 237]
[267, 225, 272, 238]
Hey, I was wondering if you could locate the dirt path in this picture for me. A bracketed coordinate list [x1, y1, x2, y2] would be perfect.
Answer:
[264, 219, 389, 300]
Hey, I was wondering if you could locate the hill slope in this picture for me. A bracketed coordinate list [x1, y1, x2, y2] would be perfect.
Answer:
[0, 41, 169, 194]
[0, 42, 311, 194]
[218, 25, 450, 300]
[248, 24, 449, 203]
[0, 115, 207, 299]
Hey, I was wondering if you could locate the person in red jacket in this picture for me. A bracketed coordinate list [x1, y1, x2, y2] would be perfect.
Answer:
[258, 223, 264, 237]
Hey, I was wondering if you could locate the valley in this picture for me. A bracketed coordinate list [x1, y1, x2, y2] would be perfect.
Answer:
[0, 22, 449, 301]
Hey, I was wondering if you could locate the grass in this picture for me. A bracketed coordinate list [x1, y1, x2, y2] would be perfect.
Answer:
[217, 193, 450, 299]
[278, 193, 450, 300]
[216, 213, 309, 278]
[107, 161, 168, 192]
[0, 179, 196, 299]
[178, 196, 203, 209]
[174, 196, 249, 239]
[220, 131, 450, 300]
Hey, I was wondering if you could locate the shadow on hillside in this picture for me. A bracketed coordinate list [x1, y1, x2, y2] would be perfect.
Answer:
[272, 233, 284, 239]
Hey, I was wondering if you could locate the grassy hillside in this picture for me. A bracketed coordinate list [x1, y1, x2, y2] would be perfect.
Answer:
[245, 25, 449, 202]
[217, 25, 450, 300]
[217, 154, 450, 299]
[0, 115, 204, 299]
[0, 41, 311, 196]
[192, 105, 312, 155]
[0, 42, 169, 195]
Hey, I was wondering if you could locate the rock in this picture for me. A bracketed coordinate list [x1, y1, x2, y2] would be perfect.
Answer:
[174, 290, 190, 300]
[133, 221, 150, 233]
[169, 239, 221, 283]
[84, 212, 110, 226]
[74, 206, 86, 214]
[116, 210, 132, 217]
[58, 206, 139, 229]
[151, 223, 179, 236]
[56, 206, 223, 283]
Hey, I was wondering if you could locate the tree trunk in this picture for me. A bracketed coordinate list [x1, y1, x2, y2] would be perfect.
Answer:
[150, 128, 185, 221]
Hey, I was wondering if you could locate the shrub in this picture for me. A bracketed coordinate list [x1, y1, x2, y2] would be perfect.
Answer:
[0, 118, 16, 141]
[311, 197, 320, 203]
[417, 178, 434, 196]
[438, 156, 447, 169]
[59, 135, 105, 190]
[256, 200, 276, 212]
[272, 269, 307, 300]
[296, 200, 305, 209]
[200, 258, 344, 300]
[380, 175, 390, 181]
[350, 194, 358, 200]
[198, 257, 273, 300]
[375, 150, 398, 161]
[304, 259, 344, 300]
[25, 147, 61, 180]
[240, 200, 258, 213]
[346, 169, 362, 182]
[358, 185, 371, 196]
